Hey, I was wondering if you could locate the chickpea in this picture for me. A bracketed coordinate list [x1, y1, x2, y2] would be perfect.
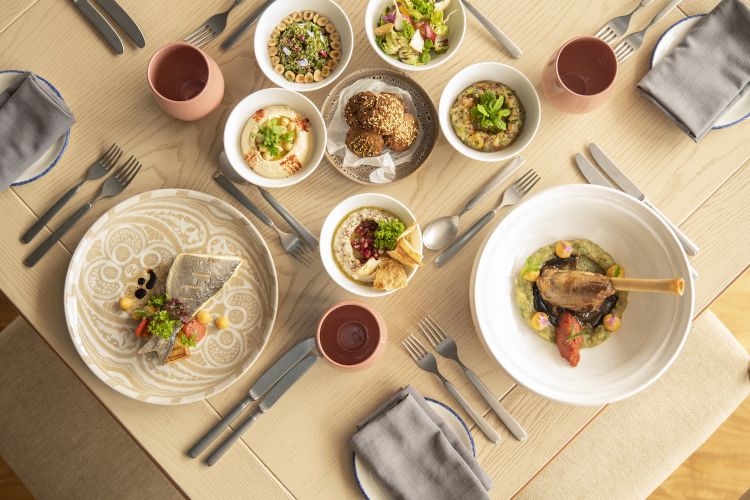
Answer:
[607, 264, 625, 278]
[555, 240, 573, 259]
[282, 141, 293, 152]
[262, 151, 272, 161]
[287, 122, 296, 132]
[279, 117, 290, 126]
[603, 314, 621, 332]
[119, 296, 134, 311]
[215, 316, 229, 329]
[196, 310, 211, 325]
[523, 270, 539, 282]
[255, 135, 263, 144]
[530, 312, 551, 331]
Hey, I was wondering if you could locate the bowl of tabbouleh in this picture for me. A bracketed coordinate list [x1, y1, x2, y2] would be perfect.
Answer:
[254, 0, 354, 92]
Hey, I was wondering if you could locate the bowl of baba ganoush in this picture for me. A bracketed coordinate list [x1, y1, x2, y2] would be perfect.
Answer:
[223, 87, 327, 188]
[470, 184, 694, 405]
[320, 193, 423, 297]
[439, 62, 540, 162]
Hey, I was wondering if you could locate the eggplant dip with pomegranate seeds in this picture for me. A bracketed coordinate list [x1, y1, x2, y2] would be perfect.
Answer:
[515, 239, 628, 367]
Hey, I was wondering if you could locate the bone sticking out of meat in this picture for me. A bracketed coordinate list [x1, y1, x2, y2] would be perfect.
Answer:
[609, 277, 685, 295]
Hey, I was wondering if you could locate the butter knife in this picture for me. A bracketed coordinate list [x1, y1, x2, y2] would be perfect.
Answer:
[73, 0, 124, 54]
[462, 0, 522, 59]
[221, 0, 275, 50]
[204, 353, 319, 466]
[588, 143, 699, 256]
[256, 186, 319, 249]
[188, 337, 316, 458]
[96, 0, 145, 48]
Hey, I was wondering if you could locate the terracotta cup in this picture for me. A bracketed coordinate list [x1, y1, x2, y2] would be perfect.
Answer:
[316, 301, 387, 372]
[147, 43, 224, 121]
[542, 36, 618, 114]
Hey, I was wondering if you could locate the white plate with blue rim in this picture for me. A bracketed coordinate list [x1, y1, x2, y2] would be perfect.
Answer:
[352, 397, 475, 500]
[651, 14, 750, 129]
[0, 70, 70, 186]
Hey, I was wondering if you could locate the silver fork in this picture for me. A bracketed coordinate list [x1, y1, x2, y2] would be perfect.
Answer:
[613, 0, 682, 64]
[595, 0, 653, 44]
[185, 0, 246, 48]
[24, 156, 142, 267]
[419, 315, 528, 441]
[21, 144, 122, 243]
[435, 169, 540, 267]
[402, 335, 501, 443]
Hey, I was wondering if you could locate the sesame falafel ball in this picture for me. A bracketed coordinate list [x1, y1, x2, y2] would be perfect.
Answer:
[344, 92, 378, 128]
[358, 93, 404, 135]
[385, 113, 419, 153]
[346, 126, 385, 157]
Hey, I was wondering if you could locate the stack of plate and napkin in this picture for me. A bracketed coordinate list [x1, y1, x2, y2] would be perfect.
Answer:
[638, 0, 750, 141]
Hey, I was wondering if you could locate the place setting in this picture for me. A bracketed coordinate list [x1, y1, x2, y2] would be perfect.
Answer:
[3, 0, 749, 497]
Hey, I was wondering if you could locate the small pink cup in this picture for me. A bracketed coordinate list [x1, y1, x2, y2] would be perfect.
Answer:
[542, 36, 618, 114]
[147, 43, 224, 121]
[316, 301, 387, 372]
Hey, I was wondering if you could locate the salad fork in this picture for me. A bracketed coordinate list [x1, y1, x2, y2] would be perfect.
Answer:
[24, 156, 142, 267]
[22, 144, 122, 243]
[419, 315, 528, 441]
[613, 0, 682, 63]
[595, 0, 653, 44]
[435, 169, 540, 267]
[402, 335, 501, 443]
[185, 0, 246, 48]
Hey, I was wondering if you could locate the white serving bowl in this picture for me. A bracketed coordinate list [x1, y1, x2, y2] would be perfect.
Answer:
[364, 0, 466, 72]
[471, 184, 695, 405]
[320, 193, 423, 298]
[223, 88, 327, 188]
[439, 62, 541, 162]
[254, 0, 354, 92]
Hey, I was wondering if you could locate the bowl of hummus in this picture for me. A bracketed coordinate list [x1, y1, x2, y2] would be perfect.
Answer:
[223, 88, 326, 188]
[439, 62, 540, 162]
[320, 193, 423, 297]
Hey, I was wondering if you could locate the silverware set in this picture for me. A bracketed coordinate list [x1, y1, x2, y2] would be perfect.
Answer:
[73, 0, 145, 54]
[596, 0, 682, 63]
[22, 145, 142, 267]
[185, 0, 247, 48]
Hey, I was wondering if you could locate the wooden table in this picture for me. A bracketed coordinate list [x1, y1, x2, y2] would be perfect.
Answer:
[1, 0, 748, 497]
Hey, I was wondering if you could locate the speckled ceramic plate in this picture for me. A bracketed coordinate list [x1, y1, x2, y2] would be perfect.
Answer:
[64, 189, 278, 405]
[321, 67, 438, 185]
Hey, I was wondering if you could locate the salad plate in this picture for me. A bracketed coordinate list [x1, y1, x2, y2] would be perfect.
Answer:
[64, 189, 278, 405]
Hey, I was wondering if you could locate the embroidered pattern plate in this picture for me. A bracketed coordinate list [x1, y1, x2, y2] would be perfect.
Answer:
[64, 189, 278, 405]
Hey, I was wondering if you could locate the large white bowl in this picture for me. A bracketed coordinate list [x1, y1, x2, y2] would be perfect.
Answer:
[320, 193, 422, 298]
[223, 88, 327, 188]
[470, 184, 695, 405]
[439, 62, 541, 162]
[254, 0, 354, 92]
[364, 0, 466, 72]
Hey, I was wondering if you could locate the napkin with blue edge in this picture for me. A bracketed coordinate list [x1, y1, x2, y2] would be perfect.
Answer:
[0, 72, 75, 190]
[637, 0, 750, 142]
[349, 385, 492, 500]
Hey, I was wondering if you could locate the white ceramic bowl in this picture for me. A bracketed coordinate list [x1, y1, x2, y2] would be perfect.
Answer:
[320, 193, 423, 298]
[364, 0, 466, 72]
[254, 0, 354, 92]
[439, 62, 541, 162]
[471, 184, 695, 405]
[223, 88, 327, 188]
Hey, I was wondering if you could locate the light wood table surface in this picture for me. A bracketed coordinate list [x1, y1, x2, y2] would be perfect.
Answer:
[1, 0, 748, 497]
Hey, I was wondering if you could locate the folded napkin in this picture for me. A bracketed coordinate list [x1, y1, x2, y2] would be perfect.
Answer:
[0, 72, 75, 190]
[637, 0, 750, 141]
[349, 385, 492, 500]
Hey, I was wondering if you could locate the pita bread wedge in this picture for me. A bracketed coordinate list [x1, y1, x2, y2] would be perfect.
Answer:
[353, 257, 380, 283]
[387, 236, 423, 267]
[373, 258, 408, 291]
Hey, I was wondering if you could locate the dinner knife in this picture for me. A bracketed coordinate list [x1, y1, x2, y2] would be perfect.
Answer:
[214, 172, 277, 228]
[73, 0, 124, 54]
[461, 0, 522, 59]
[588, 143, 699, 256]
[187, 337, 316, 458]
[96, 0, 146, 48]
[221, 0, 275, 50]
[256, 186, 319, 249]
[204, 353, 319, 466]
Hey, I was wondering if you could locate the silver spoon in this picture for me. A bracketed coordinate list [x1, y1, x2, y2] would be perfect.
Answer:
[423, 156, 525, 250]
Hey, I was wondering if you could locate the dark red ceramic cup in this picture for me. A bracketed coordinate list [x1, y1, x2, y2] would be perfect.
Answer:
[316, 301, 387, 371]
[542, 36, 618, 114]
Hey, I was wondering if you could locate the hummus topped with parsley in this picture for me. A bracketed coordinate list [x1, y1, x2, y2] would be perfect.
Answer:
[240, 105, 313, 179]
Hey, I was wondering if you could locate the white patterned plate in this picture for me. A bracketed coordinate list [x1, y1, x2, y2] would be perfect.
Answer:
[64, 189, 278, 405]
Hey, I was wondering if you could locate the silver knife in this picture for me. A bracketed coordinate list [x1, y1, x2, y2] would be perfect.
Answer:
[73, 0, 124, 54]
[221, 0, 275, 50]
[256, 186, 319, 249]
[588, 143, 699, 256]
[462, 0, 522, 59]
[204, 353, 319, 466]
[96, 0, 145, 48]
[187, 337, 315, 458]
[214, 172, 277, 228]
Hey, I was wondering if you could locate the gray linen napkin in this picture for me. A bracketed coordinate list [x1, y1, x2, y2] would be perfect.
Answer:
[0, 72, 75, 190]
[349, 385, 492, 500]
[637, 0, 750, 141]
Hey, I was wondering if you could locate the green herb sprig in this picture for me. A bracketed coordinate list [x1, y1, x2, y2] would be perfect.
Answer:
[257, 118, 294, 158]
[373, 219, 406, 251]
[470, 90, 511, 133]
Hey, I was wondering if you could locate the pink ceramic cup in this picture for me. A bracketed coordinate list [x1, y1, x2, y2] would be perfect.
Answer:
[542, 36, 618, 114]
[315, 301, 387, 372]
[147, 43, 224, 121]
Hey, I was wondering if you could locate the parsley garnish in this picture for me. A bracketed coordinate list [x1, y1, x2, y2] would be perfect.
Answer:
[147, 310, 180, 339]
[257, 118, 294, 159]
[373, 219, 406, 251]
[470, 90, 512, 133]
[180, 332, 196, 348]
